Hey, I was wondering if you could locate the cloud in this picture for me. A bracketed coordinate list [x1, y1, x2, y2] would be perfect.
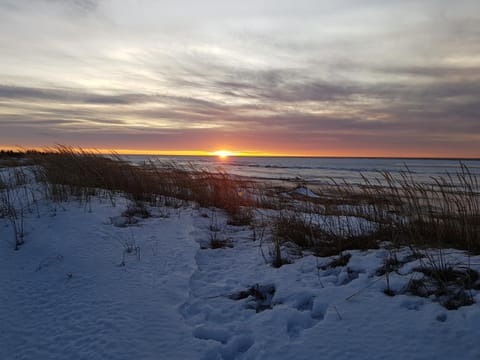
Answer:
[0, 85, 153, 105]
[0, 0, 479, 156]
[0, 85, 74, 102]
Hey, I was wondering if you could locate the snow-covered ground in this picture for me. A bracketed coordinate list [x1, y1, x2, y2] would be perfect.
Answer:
[1, 178, 480, 359]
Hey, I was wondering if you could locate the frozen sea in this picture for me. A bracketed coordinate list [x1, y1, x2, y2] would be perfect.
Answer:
[124, 155, 480, 186]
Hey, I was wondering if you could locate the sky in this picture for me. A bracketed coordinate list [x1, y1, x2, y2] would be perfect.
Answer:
[0, 0, 479, 157]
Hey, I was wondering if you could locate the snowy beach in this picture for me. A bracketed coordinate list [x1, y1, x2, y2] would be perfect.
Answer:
[3, 197, 480, 360]
[2, 0, 479, 358]
[1, 155, 480, 360]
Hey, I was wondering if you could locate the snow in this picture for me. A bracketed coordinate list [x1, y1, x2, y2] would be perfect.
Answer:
[0, 198, 207, 359]
[284, 186, 320, 199]
[1, 175, 480, 359]
[292, 186, 320, 198]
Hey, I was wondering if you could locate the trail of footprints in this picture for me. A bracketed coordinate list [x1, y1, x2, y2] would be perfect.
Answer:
[178, 216, 359, 359]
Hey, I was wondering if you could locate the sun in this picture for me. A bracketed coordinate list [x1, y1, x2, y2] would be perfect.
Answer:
[212, 150, 234, 159]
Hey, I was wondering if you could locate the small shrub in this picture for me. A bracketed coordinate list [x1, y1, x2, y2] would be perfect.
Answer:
[405, 273, 476, 310]
[0, 172, 26, 250]
[122, 202, 151, 219]
[320, 253, 351, 270]
[227, 207, 254, 226]
[271, 211, 379, 257]
[403, 250, 479, 310]
[118, 232, 140, 266]
[272, 212, 318, 249]
[209, 238, 233, 249]
[229, 284, 276, 313]
[270, 242, 290, 268]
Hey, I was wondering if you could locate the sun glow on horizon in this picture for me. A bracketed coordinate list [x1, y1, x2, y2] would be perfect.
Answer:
[1, 145, 478, 159]
[0, 145, 287, 157]
[212, 150, 236, 159]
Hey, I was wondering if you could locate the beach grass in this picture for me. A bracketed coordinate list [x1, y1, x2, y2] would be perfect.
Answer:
[25, 145, 479, 255]
[0, 145, 477, 308]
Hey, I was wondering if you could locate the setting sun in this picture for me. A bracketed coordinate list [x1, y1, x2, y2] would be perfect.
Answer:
[212, 150, 235, 159]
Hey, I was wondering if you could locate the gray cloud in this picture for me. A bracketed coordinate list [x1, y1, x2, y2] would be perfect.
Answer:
[0, 85, 74, 102]
[0, 85, 148, 105]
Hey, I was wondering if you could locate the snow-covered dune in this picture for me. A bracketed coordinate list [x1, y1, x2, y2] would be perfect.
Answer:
[1, 178, 479, 359]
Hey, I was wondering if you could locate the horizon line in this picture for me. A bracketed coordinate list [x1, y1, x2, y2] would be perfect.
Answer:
[1, 146, 479, 160]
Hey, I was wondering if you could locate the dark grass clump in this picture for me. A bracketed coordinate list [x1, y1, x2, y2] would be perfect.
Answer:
[209, 238, 233, 249]
[229, 284, 276, 313]
[227, 207, 254, 226]
[405, 266, 479, 310]
[375, 252, 415, 277]
[271, 251, 292, 268]
[272, 212, 319, 249]
[122, 202, 151, 219]
[320, 253, 351, 270]
[271, 211, 379, 257]
[0, 150, 35, 168]
[0, 169, 29, 250]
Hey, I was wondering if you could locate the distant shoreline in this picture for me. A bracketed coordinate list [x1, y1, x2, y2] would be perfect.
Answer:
[1, 149, 479, 161]
[122, 154, 480, 161]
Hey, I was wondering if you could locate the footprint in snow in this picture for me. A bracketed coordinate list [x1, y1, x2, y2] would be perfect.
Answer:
[287, 311, 317, 338]
[36, 254, 64, 271]
[336, 267, 364, 286]
[282, 293, 328, 338]
[201, 335, 255, 360]
[400, 298, 425, 311]
[193, 326, 232, 344]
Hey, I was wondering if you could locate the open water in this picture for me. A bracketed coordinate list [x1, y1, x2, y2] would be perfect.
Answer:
[124, 155, 480, 186]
